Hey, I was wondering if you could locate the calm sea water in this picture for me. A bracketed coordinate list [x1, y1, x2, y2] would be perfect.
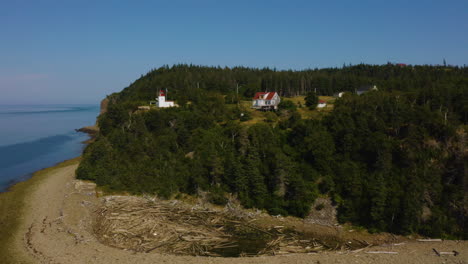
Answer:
[0, 104, 99, 192]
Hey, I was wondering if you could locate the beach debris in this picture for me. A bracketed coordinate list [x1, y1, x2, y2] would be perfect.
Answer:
[351, 244, 372, 253]
[365, 251, 398, 254]
[432, 248, 459, 257]
[93, 196, 331, 257]
[417, 239, 442, 242]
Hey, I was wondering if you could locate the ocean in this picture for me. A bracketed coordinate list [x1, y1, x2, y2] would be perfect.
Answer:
[0, 104, 99, 192]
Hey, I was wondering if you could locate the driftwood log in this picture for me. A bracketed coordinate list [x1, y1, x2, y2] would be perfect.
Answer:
[93, 196, 329, 257]
[432, 248, 459, 257]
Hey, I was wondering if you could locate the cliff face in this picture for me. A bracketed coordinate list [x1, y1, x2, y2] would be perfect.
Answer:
[76, 97, 108, 136]
[100, 97, 109, 115]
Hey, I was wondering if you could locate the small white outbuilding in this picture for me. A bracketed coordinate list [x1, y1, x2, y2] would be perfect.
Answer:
[334, 92, 346, 98]
[317, 100, 327, 108]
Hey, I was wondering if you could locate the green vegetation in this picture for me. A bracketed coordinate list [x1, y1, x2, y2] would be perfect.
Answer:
[78, 64, 467, 239]
[305, 91, 319, 109]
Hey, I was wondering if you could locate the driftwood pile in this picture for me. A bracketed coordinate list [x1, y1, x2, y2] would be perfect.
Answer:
[93, 196, 328, 257]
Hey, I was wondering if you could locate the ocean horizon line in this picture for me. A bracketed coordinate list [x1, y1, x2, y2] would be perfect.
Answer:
[0, 105, 98, 115]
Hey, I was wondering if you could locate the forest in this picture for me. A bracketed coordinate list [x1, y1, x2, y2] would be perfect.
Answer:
[77, 64, 467, 239]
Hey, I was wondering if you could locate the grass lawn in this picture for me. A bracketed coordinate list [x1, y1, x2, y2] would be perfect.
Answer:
[238, 100, 269, 125]
[231, 95, 336, 126]
[279, 96, 336, 120]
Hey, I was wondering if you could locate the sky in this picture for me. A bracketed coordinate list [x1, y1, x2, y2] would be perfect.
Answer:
[0, 0, 467, 104]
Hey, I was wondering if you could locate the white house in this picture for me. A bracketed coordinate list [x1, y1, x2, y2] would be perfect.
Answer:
[252, 92, 281, 110]
[157, 90, 175, 108]
[317, 100, 327, 108]
[333, 91, 346, 98]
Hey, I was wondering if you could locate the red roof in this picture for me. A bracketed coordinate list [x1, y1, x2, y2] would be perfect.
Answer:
[253, 92, 267, 100]
[159, 90, 165, 96]
[319, 100, 326, 104]
[253, 92, 277, 100]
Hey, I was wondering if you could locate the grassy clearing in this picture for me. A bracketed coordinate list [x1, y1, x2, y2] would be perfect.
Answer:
[0, 157, 81, 263]
[283, 96, 335, 120]
[238, 100, 269, 125]
[234, 96, 336, 126]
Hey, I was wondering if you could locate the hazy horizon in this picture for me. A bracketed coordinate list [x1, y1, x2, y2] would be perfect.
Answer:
[1, 0, 467, 105]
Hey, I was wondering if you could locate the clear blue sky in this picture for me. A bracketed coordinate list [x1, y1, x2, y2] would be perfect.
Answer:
[1, 0, 467, 104]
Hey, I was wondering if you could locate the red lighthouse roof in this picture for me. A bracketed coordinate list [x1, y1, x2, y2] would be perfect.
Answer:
[159, 90, 165, 96]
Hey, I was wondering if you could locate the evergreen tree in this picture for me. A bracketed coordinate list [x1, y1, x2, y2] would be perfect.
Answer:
[244, 146, 267, 208]
[77, 64, 468, 239]
[304, 91, 318, 109]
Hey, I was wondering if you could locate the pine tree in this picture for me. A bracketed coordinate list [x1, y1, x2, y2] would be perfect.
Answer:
[244, 147, 267, 208]
[304, 91, 318, 109]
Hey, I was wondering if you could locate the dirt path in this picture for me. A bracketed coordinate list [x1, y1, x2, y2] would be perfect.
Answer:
[8, 161, 468, 264]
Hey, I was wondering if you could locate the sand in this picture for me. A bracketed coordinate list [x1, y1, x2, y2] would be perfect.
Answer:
[2, 159, 467, 264]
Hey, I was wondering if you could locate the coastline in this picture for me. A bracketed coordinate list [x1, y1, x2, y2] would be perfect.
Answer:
[0, 121, 96, 262]
[1, 156, 467, 264]
[0, 112, 97, 263]
[0, 157, 81, 263]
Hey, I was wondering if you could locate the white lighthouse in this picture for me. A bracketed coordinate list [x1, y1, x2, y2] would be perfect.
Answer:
[157, 90, 175, 108]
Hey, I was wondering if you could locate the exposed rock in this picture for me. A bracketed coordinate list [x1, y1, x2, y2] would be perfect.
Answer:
[100, 97, 109, 115]
[305, 197, 338, 226]
[421, 205, 432, 222]
[76, 126, 99, 135]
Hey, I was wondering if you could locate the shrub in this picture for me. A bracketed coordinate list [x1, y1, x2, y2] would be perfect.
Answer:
[315, 203, 325, 211]
[278, 100, 297, 111]
[305, 92, 318, 109]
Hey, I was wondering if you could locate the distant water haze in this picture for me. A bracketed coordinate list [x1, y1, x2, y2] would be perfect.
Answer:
[0, 104, 99, 192]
